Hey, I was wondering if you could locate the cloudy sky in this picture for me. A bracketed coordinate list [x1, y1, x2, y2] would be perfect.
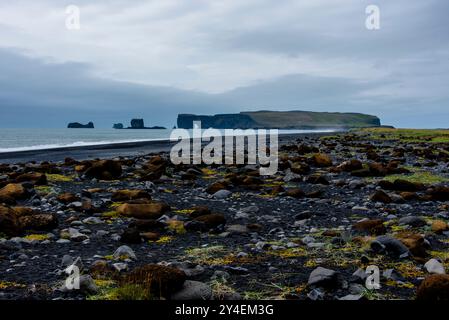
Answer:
[0, 0, 448, 128]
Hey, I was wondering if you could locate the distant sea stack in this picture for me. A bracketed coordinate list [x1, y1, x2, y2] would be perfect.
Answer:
[177, 111, 381, 130]
[67, 122, 94, 129]
[117, 118, 166, 129]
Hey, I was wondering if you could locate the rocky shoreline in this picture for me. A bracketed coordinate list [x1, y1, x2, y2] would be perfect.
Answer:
[1, 129, 449, 300]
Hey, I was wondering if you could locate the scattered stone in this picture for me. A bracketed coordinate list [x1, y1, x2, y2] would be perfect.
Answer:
[116, 202, 169, 219]
[113, 245, 137, 260]
[424, 259, 446, 275]
[308, 267, 339, 288]
[171, 280, 212, 300]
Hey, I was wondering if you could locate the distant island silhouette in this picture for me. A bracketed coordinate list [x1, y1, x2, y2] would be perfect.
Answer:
[67, 122, 94, 129]
[114, 119, 166, 130]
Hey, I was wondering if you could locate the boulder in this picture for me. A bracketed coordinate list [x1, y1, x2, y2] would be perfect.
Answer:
[111, 189, 151, 202]
[336, 159, 363, 172]
[398, 233, 429, 258]
[121, 264, 186, 299]
[120, 228, 142, 244]
[370, 235, 410, 258]
[308, 267, 339, 288]
[431, 220, 449, 234]
[370, 190, 392, 203]
[0, 206, 57, 236]
[0, 183, 29, 201]
[285, 188, 305, 199]
[113, 245, 137, 260]
[398, 216, 427, 228]
[417, 274, 449, 300]
[194, 214, 226, 228]
[427, 186, 449, 201]
[353, 219, 386, 236]
[311, 154, 333, 167]
[392, 179, 424, 192]
[424, 259, 446, 275]
[206, 181, 228, 194]
[15, 173, 47, 185]
[0, 206, 21, 236]
[116, 202, 169, 219]
[84, 160, 122, 180]
[57, 193, 80, 204]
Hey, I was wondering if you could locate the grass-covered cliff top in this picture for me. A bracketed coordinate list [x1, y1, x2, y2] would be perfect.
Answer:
[358, 128, 449, 143]
[242, 110, 380, 129]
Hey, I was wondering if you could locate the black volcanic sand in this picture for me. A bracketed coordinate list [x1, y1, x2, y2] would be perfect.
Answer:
[1, 131, 449, 301]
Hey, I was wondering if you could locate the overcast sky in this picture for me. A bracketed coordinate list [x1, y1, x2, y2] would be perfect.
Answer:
[0, 0, 448, 128]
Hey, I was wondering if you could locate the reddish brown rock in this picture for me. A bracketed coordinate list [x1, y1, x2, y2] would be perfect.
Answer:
[206, 181, 228, 194]
[116, 202, 170, 219]
[353, 219, 387, 236]
[84, 160, 122, 180]
[285, 188, 305, 199]
[57, 193, 80, 204]
[194, 213, 226, 228]
[431, 220, 448, 234]
[111, 189, 151, 202]
[417, 274, 449, 300]
[121, 264, 186, 299]
[15, 173, 47, 185]
[311, 153, 333, 167]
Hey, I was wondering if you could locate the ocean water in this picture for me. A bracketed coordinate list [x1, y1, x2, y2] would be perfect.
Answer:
[0, 128, 337, 153]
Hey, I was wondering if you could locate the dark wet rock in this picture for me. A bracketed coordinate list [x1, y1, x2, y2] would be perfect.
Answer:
[370, 235, 410, 259]
[120, 227, 142, 244]
[190, 206, 211, 218]
[370, 190, 392, 203]
[398, 216, 427, 228]
[83, 160, 122, 180]
[111, 189, 151, 202]
[306, 175, 329, 185]
[290, 162, 311, 175]
[308, 267, 339, 288]
[194, 214, 226, 228]
[129, 219, 165, 232]
[426, 186, 449, 201]
[206, 181, 228, 194]
[285, 188, 305, 198]
[213, 190, 232, 199]
[336, 159, 363, 172]
[382, 269, 405, 282]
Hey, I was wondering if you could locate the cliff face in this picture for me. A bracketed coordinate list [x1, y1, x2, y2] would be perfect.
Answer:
[177, 111, 381, 129]
[177, 114, 257, 129]
[67, 122, 94, 128]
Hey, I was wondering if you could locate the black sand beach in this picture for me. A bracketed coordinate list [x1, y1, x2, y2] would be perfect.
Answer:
[1, 128, 449, 301]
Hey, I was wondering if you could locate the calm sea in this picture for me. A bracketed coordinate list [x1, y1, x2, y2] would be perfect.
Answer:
[0, 128, 336, 153]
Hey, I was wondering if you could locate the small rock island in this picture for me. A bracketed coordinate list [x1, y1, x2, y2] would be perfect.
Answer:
[113, 119, 166, 129]
[67, 122, 94, 129]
